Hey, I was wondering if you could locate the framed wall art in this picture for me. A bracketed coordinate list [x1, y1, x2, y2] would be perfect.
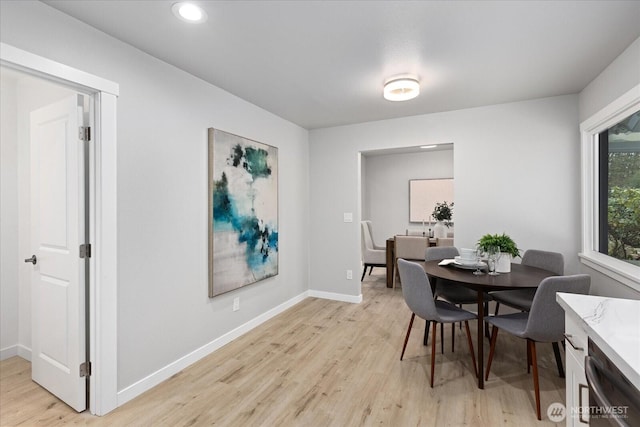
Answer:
[208, 128, 279, 297]
[409, 178, 454, 223]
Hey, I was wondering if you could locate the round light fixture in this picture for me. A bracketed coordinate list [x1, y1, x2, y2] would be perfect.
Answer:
[172, 2, 208, 23]
[383, 76, 420, 101]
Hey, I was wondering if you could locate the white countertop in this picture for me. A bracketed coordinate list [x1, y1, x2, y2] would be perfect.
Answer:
[557, 293, 640, 390]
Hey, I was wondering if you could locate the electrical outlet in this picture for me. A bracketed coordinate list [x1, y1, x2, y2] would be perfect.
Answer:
[346, 270, 353, 280]
[233, 297, 239, 311]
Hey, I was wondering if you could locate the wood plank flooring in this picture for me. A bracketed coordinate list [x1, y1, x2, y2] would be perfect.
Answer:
[0, 269, 565, 426]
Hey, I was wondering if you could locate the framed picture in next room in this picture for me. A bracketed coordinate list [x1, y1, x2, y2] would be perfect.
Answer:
[208, 128, 279, 297]
[409, 178, 454, 223]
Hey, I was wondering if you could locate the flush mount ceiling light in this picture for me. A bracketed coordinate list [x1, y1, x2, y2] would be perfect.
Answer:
[420, 145, 437, 149]
[383, 76, 420, 101]
[172, 2, 208, 23]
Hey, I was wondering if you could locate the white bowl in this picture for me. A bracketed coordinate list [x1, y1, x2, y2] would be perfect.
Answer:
[455, 256, 476, 266]
[459, 248, 476, 261]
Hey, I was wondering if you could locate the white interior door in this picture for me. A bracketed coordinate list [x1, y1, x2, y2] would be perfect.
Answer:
[29, 94, 87, 412]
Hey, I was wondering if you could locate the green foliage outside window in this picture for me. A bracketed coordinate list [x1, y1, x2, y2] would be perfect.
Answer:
[607, 113, 640, 264]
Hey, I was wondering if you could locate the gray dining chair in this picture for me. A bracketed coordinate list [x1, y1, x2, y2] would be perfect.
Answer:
[425, 246, 491, 350]
[397, 259, 478, 387]
[489, 249, 565, 376]
[361, 221, 386, 281]
[490, 249, 565, 314]
[484, 274, 591, 420]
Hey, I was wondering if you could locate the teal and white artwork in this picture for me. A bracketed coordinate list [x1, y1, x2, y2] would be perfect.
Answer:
[208, 128, 278, 297]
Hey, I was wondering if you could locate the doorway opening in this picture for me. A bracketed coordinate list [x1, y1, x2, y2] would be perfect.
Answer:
[0, 43, 119, 416]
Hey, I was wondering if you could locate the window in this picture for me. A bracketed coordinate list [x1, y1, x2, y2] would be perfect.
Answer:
[580, 85, 640, 292]
[597, 111, 640, 265]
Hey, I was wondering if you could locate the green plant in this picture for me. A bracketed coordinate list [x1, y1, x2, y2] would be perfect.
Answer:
[608, 186, 640, 260]
[477, 233, 521, 258]
[432, 201, 454, 227]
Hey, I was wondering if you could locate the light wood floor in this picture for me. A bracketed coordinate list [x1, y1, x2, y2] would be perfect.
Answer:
[0, 270, 565, 426]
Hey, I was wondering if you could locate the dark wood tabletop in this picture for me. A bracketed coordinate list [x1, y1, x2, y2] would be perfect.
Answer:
[419, 260, 555, 291]
[418, 259, 557, 389]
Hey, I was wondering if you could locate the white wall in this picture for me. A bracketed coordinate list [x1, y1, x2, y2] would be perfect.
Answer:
[579, 37, 640, 123]
[363, 149, 454, 242]
[0, 72, 19, 359]
[578, 36, 640, 299]
[310, 95, 581, 297]
[0, 0, 310, 393]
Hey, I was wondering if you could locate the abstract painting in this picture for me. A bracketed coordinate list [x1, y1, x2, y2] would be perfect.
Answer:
[208, 128, 278, 297]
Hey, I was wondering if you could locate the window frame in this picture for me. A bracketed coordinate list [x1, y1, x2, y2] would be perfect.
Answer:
[580, 84, 640, 292]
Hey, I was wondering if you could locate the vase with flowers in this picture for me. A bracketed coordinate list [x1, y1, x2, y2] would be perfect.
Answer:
[432, 201, 454, 239]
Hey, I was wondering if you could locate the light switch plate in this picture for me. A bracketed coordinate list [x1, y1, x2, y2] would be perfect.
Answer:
[343, 212, 353, 223]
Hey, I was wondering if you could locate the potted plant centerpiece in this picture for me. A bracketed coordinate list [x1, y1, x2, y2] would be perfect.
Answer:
[432, 201, 454, 239]
[477, 233, 521, 273]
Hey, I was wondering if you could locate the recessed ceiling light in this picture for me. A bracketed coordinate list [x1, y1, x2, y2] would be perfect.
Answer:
[383, 76, 420, 101]
[172, 2, 208, 23]
[420, 145, 437, 149]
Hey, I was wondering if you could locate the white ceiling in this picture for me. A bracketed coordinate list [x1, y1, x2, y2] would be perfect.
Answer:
[42, 0, 640, 130]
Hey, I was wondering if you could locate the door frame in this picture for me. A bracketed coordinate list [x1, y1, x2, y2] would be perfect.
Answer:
[1, 42, 119, 416]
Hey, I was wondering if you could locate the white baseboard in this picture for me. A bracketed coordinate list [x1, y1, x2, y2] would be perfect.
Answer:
[0, 345, 17, 361]
[308, 290, 362, 304]
[0, 344, 31, 361]
[116, 291, 309, 407]
[17, 344, 31, 361]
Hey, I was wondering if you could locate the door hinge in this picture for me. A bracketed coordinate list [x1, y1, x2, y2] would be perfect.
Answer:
[80, 361, 91, 377]
[79, 126, 91, 142]
[80, 244, 92, 258]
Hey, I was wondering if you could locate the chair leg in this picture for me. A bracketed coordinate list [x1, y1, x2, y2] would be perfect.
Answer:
[423, 320, 430, 345]
[485, 326, 499, 381]
[494, 301, 500, 316]
[368, 265, 374, 275]
[484, 301, 491, 339]
[451, 323, 455, 352]
[552, 342, 565, 378]
[529, 339, 542, 420]
[463, 321, 478, 378]
[430, 321, 437, 388]
[440, 323, 444, 354]
[361, 265, 367, 281]
[400, 313, 415, 361]
[527, 341, 531, 373]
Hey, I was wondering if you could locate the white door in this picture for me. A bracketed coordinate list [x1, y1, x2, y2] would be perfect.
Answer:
[28, 94, 87, 412]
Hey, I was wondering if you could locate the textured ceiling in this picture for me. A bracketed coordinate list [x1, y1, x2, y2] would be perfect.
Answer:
[42, 0, 640, 129]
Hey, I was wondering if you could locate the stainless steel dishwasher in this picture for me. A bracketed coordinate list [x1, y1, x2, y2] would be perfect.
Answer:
[585, 338, 640, 427]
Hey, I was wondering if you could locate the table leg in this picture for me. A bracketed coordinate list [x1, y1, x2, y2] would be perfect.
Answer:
[477, 290, 485, 389]
[386, 239, 394, 288]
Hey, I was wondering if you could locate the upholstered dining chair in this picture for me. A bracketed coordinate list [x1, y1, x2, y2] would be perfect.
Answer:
[397, 259, 478, 387]
[436, 237, 454, 247]
[490, 249, 565, 314]
[361, 221, 386, 281]
[425, 246, 491, 351]
[489, 249, 565, 376]
[394, 236, 429, 289]
[484, 274, 591, 420]
[363, 220, 385, 250]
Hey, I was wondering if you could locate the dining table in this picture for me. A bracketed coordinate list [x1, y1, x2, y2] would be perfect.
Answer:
[418, 259, 557, 389]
